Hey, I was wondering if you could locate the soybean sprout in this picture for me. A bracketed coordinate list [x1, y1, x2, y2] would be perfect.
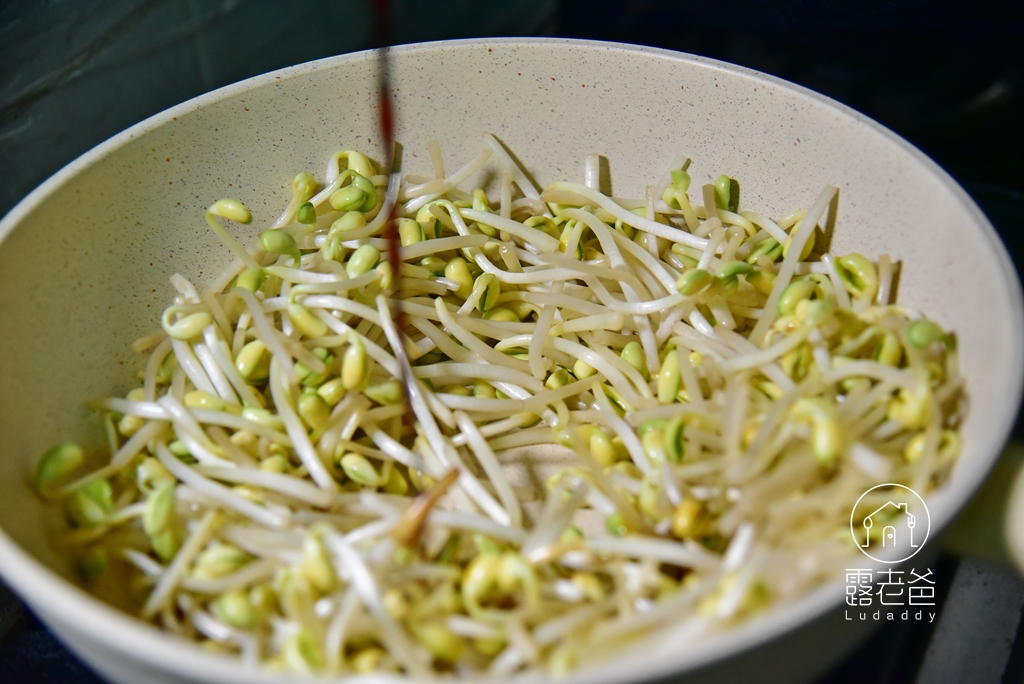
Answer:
[37, 137, 964, 677]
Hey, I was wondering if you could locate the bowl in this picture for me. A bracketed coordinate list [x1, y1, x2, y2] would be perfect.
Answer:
[0, 38, 1020, 684]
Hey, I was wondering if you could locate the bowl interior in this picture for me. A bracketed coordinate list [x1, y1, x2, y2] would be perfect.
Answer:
[0, 39, 1019, 683]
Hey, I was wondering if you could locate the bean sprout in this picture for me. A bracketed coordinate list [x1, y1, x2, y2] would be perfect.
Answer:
[35, 139, 964, 678]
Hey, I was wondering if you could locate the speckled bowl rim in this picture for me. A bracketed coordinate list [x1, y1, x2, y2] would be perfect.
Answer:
[0, 37, 1020, 684]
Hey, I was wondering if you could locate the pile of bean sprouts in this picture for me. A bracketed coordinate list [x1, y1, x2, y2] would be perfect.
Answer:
[36, 134, 964, 678]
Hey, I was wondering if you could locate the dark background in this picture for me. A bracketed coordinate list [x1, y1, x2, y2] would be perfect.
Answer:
[2, 0, 1024, 682]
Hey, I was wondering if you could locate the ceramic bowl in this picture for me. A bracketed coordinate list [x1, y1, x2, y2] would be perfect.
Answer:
[0, 38, 1020, 684]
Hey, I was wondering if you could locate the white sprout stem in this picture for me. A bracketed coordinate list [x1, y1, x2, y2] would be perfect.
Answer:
[585, 153, 601, 190]
[697, 225, 725, 270]
[263, 267, 360, 286]
[416, 445, 507, 517]
[651, 154, 688, 203]
[312, 310, 401, 378]
[268, 358, 338, 491]
[549, 312, 625, 336]
[143, 337, 174, 402]
[820, 253, 852, 312]
[586, 536, 719, 570]
[426, 510, 529, 545]
[447, 615, 501, 640]
[200, 288, 233, 340]
[414, 362, 545, 393]
[181, 558, 278, 595]
[132, 329, 167, 353]
[716, 210, 757, 238]
[170, 338, 217, 395]
[644, 185, 660, 257]
[849, 442, 891, 479]
[305, 295, 383, 327]
[708, 298, 735, 332]
[142, 508, 219, 618]
[427, 139, 445, 178]
[720, 229, 745, 262]
[155, 442, 289, 528]
[532, 250, 643, 294]
[548, 182, 710, 249]
[195, 466, 334, 508]
[748, 185, 838, 345]
[584, 279, 686, 315]
[590, 583, 712, 649]
[456, 280, 489, 316]
[713, 327, 794, 391]
[409, 317, 475, 364]
[54, 420, 169, 498]
[590, 383, 653, 474]
[484, 133, 542, 200]
[453, 415, 538, 448]
[488, 427, 556, 451]
[822, 360, 917, 390]
[471, 253, 580, 285]
[398, 234, 489, 261]
[204, 331, 263, 408]
[530, 283, 561, 379]
[723, 522, 755, 571]
[506, 290, 605, 316]
[498, 242, 524, 272]
[877, 253, 894, 305]
[500, 172, 513, 220]
[609, 228, 679, 292]
[204, 214, 262, 271]
[717, 325, 812, 373]
[579, 331, 653, 400]
[99, 399, 290, 445]
[194, 340, 240, 405]
[723, 372, 750, 462]
[192, 610, 244, 646]
[557, 209, 661, 376]
[368, 431, 428, 472]
[122, 548, 163, 577]
[626, 250, 672, 299]
[433, 298, 531, 373]
[231, 310, 250, 358]
[326, 536, 431, 678]
[156, 395, 233, 465]
[207, 426, 256, 467]
[522, 481, 588, 555]
[533, 601, 616, 646]
[455, 411, 523, 528]
[741, 211, 789, 244]
[230, 288, 298, 382]
[170, 273, 201, 303]
[808, 327, 832, 371]
[376, 296, 509, 525]
[459, 208, 560, 252]
[324, 587, 361, 674]
[360, 169, 401, 236]
[672, 319, 736, 358]
[170, 364, 185, 400]
[404, 148, 493, 211]
[499, 334, 648, 407]
[403, 148, 490, 199]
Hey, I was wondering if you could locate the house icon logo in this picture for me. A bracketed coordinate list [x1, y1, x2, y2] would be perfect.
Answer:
[850, 483, 930, 563]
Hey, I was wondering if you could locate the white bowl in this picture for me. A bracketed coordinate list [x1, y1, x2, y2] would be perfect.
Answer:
[0, 38, 1020, 684]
